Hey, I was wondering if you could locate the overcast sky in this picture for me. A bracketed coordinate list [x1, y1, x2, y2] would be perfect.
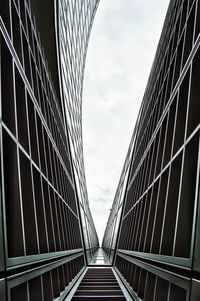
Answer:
[82, 0, 170, 245]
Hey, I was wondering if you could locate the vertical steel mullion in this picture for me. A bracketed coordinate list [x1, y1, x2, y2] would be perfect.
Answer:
[47, 183, 57, 252]
[159, 163, 172, 254]
[13, 47, 26, 258]
[70, 205, 75, 249]
[152, 276, 158, 301]
[57, 195, 66, 251]
[52, 190, 62, 251]
[39, 172, 50, 252]
[41, 124, 48, 179]
[38, 275, 44, 301]
[166, 282, 172, 301]
[63, 203, 70, 250]
[0, 34, 6, 273]
[124, 210, 132, 250]
[60, 200, 67, 250]
[49, 270, 55, 299]
[143, 271, 149, 300]
[67, 207, 73, 250]
[26, 87, 40, 255]
[172, 62, 192, 256]
[66, 207, 71, 250]
[26, 75, 44, 255]
[191, 134, 200, 270]
[30, 151, 40, 254]
[69, 207, 74, 249]
[134, 199, 145, 251]
[130, 205, 140, 251]
[27, 281, 30, 301]
[142, 186, 154, 252]
[137, 193, 148, 251]
[149, 172, 162, 253]
[52, 146, 59, 192]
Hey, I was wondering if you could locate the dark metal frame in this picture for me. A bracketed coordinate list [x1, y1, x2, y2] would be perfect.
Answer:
[58, 0, 99, 264]
[0, 0, 99, 300]
[103, 0, 200, 299]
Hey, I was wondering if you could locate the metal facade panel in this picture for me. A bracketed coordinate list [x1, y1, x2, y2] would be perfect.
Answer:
[103, 0, 200, 299]
[0, 0, 99, 299]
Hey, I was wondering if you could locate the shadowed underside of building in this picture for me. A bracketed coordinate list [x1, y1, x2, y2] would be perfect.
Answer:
[1, 0, 200, 300]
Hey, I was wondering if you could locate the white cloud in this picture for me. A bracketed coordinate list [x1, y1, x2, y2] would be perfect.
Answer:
[82, 0, 170, 244]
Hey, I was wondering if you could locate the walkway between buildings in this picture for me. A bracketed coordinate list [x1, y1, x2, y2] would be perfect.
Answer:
[89, 247, 111, 265]
[68, 268, 130, 300]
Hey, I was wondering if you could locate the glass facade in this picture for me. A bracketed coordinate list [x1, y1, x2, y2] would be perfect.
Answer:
[57, 0, 99, 263]
[0, 0, 99, 300]
[3, 0, 200, 299]
[103, 0, 200, 300]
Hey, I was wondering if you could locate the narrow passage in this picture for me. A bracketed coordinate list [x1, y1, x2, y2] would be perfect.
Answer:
[71, 268, 127, 300]
[89, 247, 111, 265]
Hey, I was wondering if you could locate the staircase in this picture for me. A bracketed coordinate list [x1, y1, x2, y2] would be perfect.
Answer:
[71, 268, 127, 300]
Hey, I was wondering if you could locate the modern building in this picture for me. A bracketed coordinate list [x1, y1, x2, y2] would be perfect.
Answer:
[103, 0, 200, 300]
[57, 0, 99, 262]
[2, 0, 200, 300]
[0, 0, 99, 300]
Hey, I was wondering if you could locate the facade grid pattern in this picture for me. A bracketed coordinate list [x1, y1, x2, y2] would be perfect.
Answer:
[103, 0, 200, 300]
[0, 0, 99, 300]
[58, 0, 99, 262]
